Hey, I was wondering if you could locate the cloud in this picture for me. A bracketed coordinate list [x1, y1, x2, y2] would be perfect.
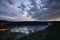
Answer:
[0, 0, 21, 21]
[0, 0, 60, 21]
[0, 0, 36, 21]
[7, 0, 14, 5]
[0, 15, 17, 21]
[26, 0, 60, 21]
[0, 0, 19, 17]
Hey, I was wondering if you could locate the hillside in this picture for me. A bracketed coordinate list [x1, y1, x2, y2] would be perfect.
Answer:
[20, 22, 60, 40]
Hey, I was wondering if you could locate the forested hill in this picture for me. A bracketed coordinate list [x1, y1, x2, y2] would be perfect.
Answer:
[0, 20, 49, 28]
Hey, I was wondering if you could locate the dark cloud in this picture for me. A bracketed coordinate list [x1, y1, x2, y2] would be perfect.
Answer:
[0, 12, 17, 17]
[0, 0, 14, 8]
[0, 0, 22, 21]
[18, 3, 26, 12]
[7, 0, 14, 5]
[0, 0, 17, 17]
[26, 0, 60, 20]
[0, 0, 60, 21]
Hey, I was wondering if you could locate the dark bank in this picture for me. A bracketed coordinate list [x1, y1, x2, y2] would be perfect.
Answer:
[0, 21, 60, 40]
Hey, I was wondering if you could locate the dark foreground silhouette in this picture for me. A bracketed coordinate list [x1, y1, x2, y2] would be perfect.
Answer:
[20, 22, 60, 40]
[0, 22, 60, 40]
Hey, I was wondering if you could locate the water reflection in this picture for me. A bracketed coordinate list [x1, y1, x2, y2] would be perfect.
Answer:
[11, 25, 48, 35]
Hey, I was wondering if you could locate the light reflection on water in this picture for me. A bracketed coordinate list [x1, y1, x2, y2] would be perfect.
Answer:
[11, 25, 49, 35]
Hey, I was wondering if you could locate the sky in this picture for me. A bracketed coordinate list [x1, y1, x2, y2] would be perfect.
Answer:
[0, 0, 60, 21]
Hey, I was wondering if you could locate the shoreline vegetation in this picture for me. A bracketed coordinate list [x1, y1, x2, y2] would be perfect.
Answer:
[20, 22, 60, 40]
[0, 21, 60, 40]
